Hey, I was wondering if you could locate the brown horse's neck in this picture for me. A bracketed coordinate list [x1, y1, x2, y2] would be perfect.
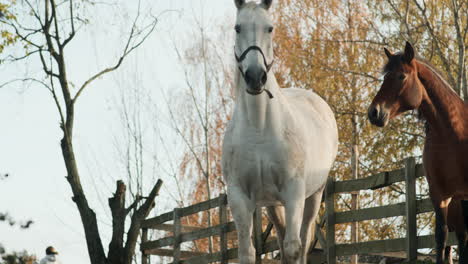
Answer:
[416, 60, 468, 143]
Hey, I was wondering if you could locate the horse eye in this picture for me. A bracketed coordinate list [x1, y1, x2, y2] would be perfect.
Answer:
[235, 25, 241, 33]
[268, 26, 274, 33]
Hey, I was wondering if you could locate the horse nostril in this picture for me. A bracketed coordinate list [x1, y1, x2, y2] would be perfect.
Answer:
[260, 70, 267, 85]
[368, 106, 379, 121]
[245, 69, 255, 85]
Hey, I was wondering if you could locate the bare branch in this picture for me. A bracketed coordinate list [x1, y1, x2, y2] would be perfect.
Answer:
[61, 0, 75, 48]
[0, 78, 50, 90]
[318, 64, 381, 82]
[1, 20, 42, 49]
[24, 0, 44, 28]
[171, 39, 206, 128]
[3, 49, 41, 63]
[39, 49, 60, 78]
[73, 14, 158, 102]
[50, 0, 62, 49]
[412, 0, 457, 88]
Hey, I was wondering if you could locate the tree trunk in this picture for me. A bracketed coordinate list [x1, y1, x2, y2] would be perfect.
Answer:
[61, 137, 108, 264]
[108, 181, 127, 264]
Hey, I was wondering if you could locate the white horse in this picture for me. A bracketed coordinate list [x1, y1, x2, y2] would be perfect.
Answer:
[222, 1, 338, 263]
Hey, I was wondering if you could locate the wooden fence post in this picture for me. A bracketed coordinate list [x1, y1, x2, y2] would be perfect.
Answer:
[254, 206, 263, 264]
[405, 157, 417, 262]
[325, 177, 336, 264]
[141, 228, 148, 264]
[173, 208, 182, 264]
[219, 194, 228, 264]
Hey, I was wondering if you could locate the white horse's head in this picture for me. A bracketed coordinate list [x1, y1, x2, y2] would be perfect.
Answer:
[234, 0, 274, 96]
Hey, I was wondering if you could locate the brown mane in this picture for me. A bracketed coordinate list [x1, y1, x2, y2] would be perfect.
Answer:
[414, 59, 467, 141]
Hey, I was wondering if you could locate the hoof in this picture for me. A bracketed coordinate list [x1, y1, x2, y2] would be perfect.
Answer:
[284, 240, 302, 262]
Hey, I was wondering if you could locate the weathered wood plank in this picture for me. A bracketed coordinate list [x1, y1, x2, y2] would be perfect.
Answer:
[219, 194, 228, 264]
[336, 233, 458, 256]
[336, 202, 406, 224]
[334, 198, 433, 224]
[141, 222, 237, 250]
[254, 207, 263, 263]
[152, 224, 204, 233]
[325, 178, 336, 264]
[333, 163, 424, 193]
[175, 240, 279, 264]
[173, 208, 182, 264]
[315, 223, 326, 249]
[262, 223, 274, 245]
[141, 228, 148, 264]
[144, 248, 206, 258]
[142, 196, 224, 228]
[405, 158, 417, 262]
[415, 163, 424, 178]
[334, 169, 405, 193]
[416, 198, 433, 213]
[417, 233, 457, 249]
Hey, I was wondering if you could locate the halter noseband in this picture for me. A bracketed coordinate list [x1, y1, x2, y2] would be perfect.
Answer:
[235, 45, 274, 99]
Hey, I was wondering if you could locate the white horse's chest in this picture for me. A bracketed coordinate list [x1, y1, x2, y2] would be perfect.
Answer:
[223, 122, 307, 204]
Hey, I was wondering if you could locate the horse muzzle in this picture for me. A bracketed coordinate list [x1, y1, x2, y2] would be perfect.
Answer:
[368, 104, 389, 127]
[244, 66, 267, 93]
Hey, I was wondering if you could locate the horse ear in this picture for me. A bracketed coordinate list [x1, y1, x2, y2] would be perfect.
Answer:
[384, 48, 393, 59]
[234, 0, 245, 9]
[403, 41, 415, 63]
[261, 0, 273, 10]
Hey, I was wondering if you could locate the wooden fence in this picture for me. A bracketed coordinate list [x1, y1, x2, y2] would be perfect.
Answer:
[326, 157, 457, 263]
[139, 194, 317, 264]
[140, 157, 456, 263]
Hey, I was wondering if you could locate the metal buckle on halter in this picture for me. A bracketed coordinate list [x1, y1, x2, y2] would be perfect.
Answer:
[234, 45, 275, 99]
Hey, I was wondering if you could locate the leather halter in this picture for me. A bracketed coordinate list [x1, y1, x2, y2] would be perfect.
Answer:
[235, 45, 274, 99]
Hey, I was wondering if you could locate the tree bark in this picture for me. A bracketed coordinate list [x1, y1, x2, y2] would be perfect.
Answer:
[108, 181, 127, 264]
[123, 179, 163, 264]
[61, 137, 108, 264]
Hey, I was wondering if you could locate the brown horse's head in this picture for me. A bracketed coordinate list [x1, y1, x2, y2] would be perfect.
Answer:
[368, 42, 424, 127]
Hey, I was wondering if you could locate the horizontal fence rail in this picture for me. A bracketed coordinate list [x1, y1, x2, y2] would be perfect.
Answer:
[142, 197, 224, 228]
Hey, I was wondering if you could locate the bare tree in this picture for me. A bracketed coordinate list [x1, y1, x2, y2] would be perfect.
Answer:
[161, 15, 234, 253]
[0, 1, 163, 264]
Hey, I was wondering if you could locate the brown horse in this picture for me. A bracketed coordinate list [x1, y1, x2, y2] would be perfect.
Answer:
[368, 41, 468, 263]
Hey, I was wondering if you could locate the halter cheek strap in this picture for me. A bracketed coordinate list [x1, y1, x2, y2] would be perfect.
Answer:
[235, 45, 275, 99]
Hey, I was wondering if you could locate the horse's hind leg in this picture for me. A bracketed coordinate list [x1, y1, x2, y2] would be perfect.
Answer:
[227, 186, 256, 264]
[266, 206, 286, 264]
[455, 231, 467, 264]
[299, 186, 325, 264]
[459, 200, 468, 263]
[283, 179, 306, 264]
[443, 246, 452, 264]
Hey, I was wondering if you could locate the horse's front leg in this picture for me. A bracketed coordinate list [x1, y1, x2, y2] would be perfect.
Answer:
[227, 186, 255, 264]
[432, 196, 450, 264]
[266, 206, 286, 264]
[299, 186, 325, 264]
[283, 179, 306, 264]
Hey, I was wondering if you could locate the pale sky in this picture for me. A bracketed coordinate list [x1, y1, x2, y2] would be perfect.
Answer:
[0, 1, 236, 263]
